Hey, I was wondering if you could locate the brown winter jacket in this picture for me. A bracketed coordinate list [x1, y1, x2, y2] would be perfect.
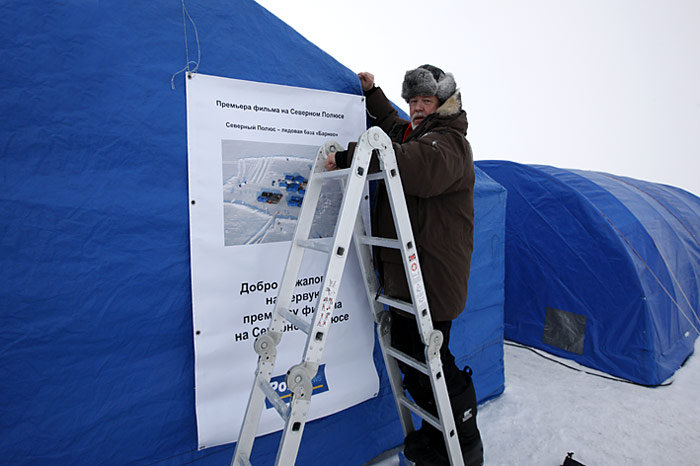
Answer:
[337, 86, 475, 321]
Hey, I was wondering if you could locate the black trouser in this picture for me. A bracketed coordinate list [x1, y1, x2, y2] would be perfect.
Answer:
[390, 310, 468, 406]
[390, 309, 482, 464]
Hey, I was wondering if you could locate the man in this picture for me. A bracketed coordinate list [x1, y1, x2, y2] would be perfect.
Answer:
[326, 65, 483, 466]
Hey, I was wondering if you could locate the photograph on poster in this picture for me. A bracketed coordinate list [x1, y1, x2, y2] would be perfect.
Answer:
[222, 139, 343, 246]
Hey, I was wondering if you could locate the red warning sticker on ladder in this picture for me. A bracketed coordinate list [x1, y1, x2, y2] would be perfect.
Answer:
[407, 252, 427, 307]
[319, 296, 333, 327]
[318, 279, 337, 327]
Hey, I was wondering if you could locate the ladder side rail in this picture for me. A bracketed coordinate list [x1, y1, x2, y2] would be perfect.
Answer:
[300, 129, 376, 370]
[233, 327, 291, 465]
[267, 155, 328, 336]
[232, 151, 328, 466]
[271, 132, 376, 465]
[375, 330, 417, 437]
[428, 368, 464, 466]
[350, 168, 416, 438]
[374, 139, 434, 341]
[365, 130, 443, 441]
[274, 397, 312, 466]
[233, 127, 466, 466]
[231, 384, 269, 466]
[373, 130, 465, 466]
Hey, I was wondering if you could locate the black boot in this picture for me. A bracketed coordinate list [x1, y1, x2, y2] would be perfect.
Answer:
[403, 425, 441, 464]
[405, 369, 484, 466]
[402, 381, 442, 463]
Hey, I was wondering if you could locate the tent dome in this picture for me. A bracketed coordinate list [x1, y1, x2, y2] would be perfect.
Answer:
[477, 161, 700, 386]
[1, 1, 505, 464]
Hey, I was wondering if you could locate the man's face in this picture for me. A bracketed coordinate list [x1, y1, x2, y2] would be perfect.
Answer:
[409, 95, 440, 129]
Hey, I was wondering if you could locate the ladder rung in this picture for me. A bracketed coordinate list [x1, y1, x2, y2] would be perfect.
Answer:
[281, 309, 312, 335]
[385, 346, 430, 376]
[357, 235, 401, 249]
[376, 294, 415, 314]
[259, 379, 290, 421]
[312, 167, 352, 180]
[366, 172, 384, 182]
[397, 395, 442, 431]
[296, 238, 332, 254]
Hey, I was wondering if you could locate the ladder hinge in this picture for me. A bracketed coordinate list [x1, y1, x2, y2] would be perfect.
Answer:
[254, 332, 281, 361]
[286, 364, 316, 401]
[426, 330, 443, 361]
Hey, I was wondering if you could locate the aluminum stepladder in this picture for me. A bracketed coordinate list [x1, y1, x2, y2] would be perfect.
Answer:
[231, 126, 464, 466]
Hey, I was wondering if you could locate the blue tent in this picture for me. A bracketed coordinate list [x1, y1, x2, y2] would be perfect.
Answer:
[1, 1, 505, 465]
[477, 161, 700, 386]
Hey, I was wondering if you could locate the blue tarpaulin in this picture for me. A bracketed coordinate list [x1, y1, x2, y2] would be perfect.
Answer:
[477, 161, 700, 386]
[1, 1, 505, 465]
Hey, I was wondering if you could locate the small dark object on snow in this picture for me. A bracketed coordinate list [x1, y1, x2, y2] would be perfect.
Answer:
[562, 452, 585, 466]
[257, 191, 283, 204]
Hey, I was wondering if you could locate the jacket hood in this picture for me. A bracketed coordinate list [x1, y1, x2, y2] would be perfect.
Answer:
[436, 91, 462, 118]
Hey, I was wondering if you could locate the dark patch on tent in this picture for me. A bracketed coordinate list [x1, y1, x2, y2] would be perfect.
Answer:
[543, 307, 587, 355]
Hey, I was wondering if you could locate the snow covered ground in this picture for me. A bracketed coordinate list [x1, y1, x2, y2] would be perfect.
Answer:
[479, 340, 700, 465]
[370, 338, 700, 466]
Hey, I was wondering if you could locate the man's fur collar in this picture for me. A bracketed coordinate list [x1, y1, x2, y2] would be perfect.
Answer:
[436, 91, 462, 117]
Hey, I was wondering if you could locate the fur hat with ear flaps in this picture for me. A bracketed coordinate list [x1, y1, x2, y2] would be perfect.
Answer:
[401, 64, 457, 103]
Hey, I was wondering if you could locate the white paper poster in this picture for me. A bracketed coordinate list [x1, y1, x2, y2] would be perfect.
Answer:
[185, 73, 378, 448]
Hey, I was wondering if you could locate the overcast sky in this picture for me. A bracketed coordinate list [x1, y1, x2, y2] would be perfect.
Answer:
[256, 0, 700, 196]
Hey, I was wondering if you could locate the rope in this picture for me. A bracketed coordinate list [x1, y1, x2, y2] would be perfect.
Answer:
[504, 341, 673, 387]
[171, 0, 201, 90]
